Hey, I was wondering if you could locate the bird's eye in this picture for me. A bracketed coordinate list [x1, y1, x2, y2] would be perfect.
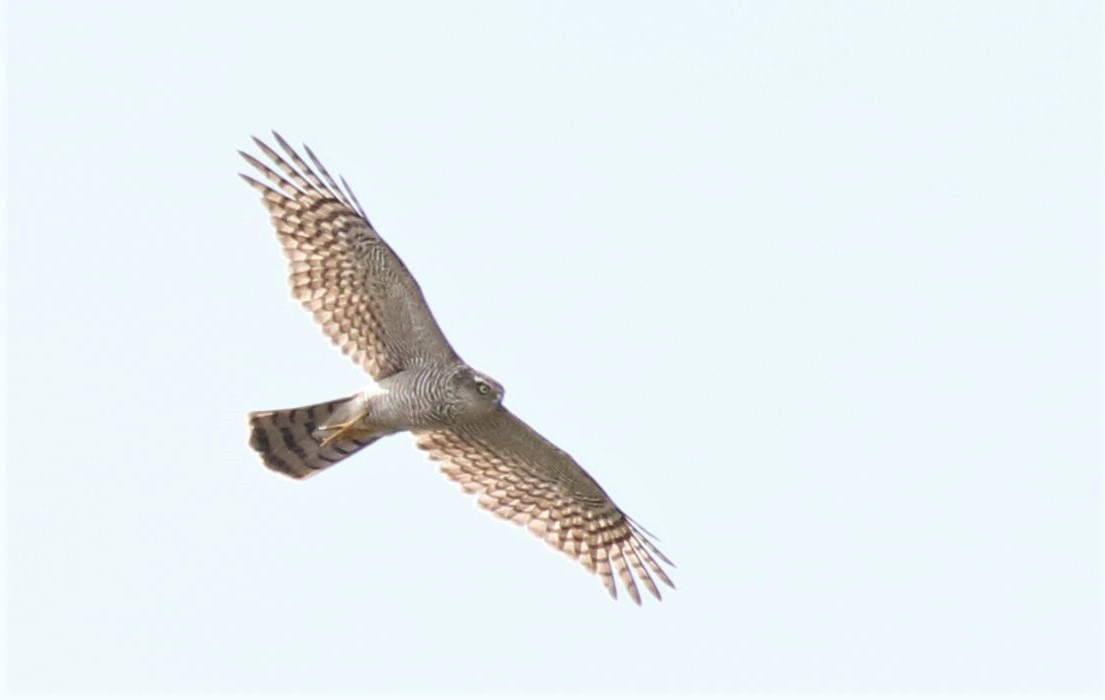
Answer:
[476, 382, 491, 396]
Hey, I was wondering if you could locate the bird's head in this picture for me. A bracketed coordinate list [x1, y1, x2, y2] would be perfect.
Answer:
[448, 366, 504, 419]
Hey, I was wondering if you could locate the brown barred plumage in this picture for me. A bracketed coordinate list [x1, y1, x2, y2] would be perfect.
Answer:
[242, 133, 674, 603]
[416, 411, 674, 604]
[248, 396, 382, 479]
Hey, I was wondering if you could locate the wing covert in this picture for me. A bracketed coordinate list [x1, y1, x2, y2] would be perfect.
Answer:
[240, 133, 458, 379]
[415, 408, 674, 604]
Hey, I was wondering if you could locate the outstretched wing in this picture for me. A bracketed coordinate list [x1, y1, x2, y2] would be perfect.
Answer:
[415, 409, 674, 604]
[240, 133, 458, 379]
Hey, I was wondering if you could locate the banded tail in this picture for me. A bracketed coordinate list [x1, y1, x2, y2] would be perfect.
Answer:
[248, 395, 382, 479]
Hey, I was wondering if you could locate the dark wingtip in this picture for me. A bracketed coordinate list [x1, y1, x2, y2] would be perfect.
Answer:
[271, 130, 294, 155]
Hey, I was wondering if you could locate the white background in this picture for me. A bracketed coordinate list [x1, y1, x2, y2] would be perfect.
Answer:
[5, 0, 1101, 696]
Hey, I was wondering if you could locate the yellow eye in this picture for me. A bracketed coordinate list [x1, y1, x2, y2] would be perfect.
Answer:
[477, 382, 491, 396]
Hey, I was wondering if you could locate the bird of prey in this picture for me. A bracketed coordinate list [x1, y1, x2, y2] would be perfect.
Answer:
[240, 134, 674, 604]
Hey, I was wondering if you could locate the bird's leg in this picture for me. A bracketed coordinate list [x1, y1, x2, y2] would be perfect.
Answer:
[316, 410, 368, 447]
[312, 391, 379, 447]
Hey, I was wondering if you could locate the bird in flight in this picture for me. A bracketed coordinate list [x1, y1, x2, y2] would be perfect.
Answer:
[240, 133, 674, 603]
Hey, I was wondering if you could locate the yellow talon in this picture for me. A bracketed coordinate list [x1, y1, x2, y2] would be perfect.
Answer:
[319, 427, 347, 448]
[318, 417, 363, 447]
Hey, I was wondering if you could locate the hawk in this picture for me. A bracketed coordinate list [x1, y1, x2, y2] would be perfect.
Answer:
[241, 134, 674, 604]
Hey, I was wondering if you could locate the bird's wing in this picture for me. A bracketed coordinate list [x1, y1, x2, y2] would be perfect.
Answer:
[240, 133, 458, 379]
[415, 408, 674, 604]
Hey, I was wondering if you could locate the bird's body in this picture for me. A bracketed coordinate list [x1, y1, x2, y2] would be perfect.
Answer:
[249, 363, 501, 476]
[241, 134, 673, 604]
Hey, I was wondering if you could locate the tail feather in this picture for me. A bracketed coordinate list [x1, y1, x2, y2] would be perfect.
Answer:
[248, 395, 380, 479]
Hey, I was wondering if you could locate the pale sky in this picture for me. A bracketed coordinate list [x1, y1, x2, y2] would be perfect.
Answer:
[5, 1, 1102, 697]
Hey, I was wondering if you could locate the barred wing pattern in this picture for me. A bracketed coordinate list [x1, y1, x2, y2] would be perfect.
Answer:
[240, 134, 457, 379]
[416, 409, 675, 604]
